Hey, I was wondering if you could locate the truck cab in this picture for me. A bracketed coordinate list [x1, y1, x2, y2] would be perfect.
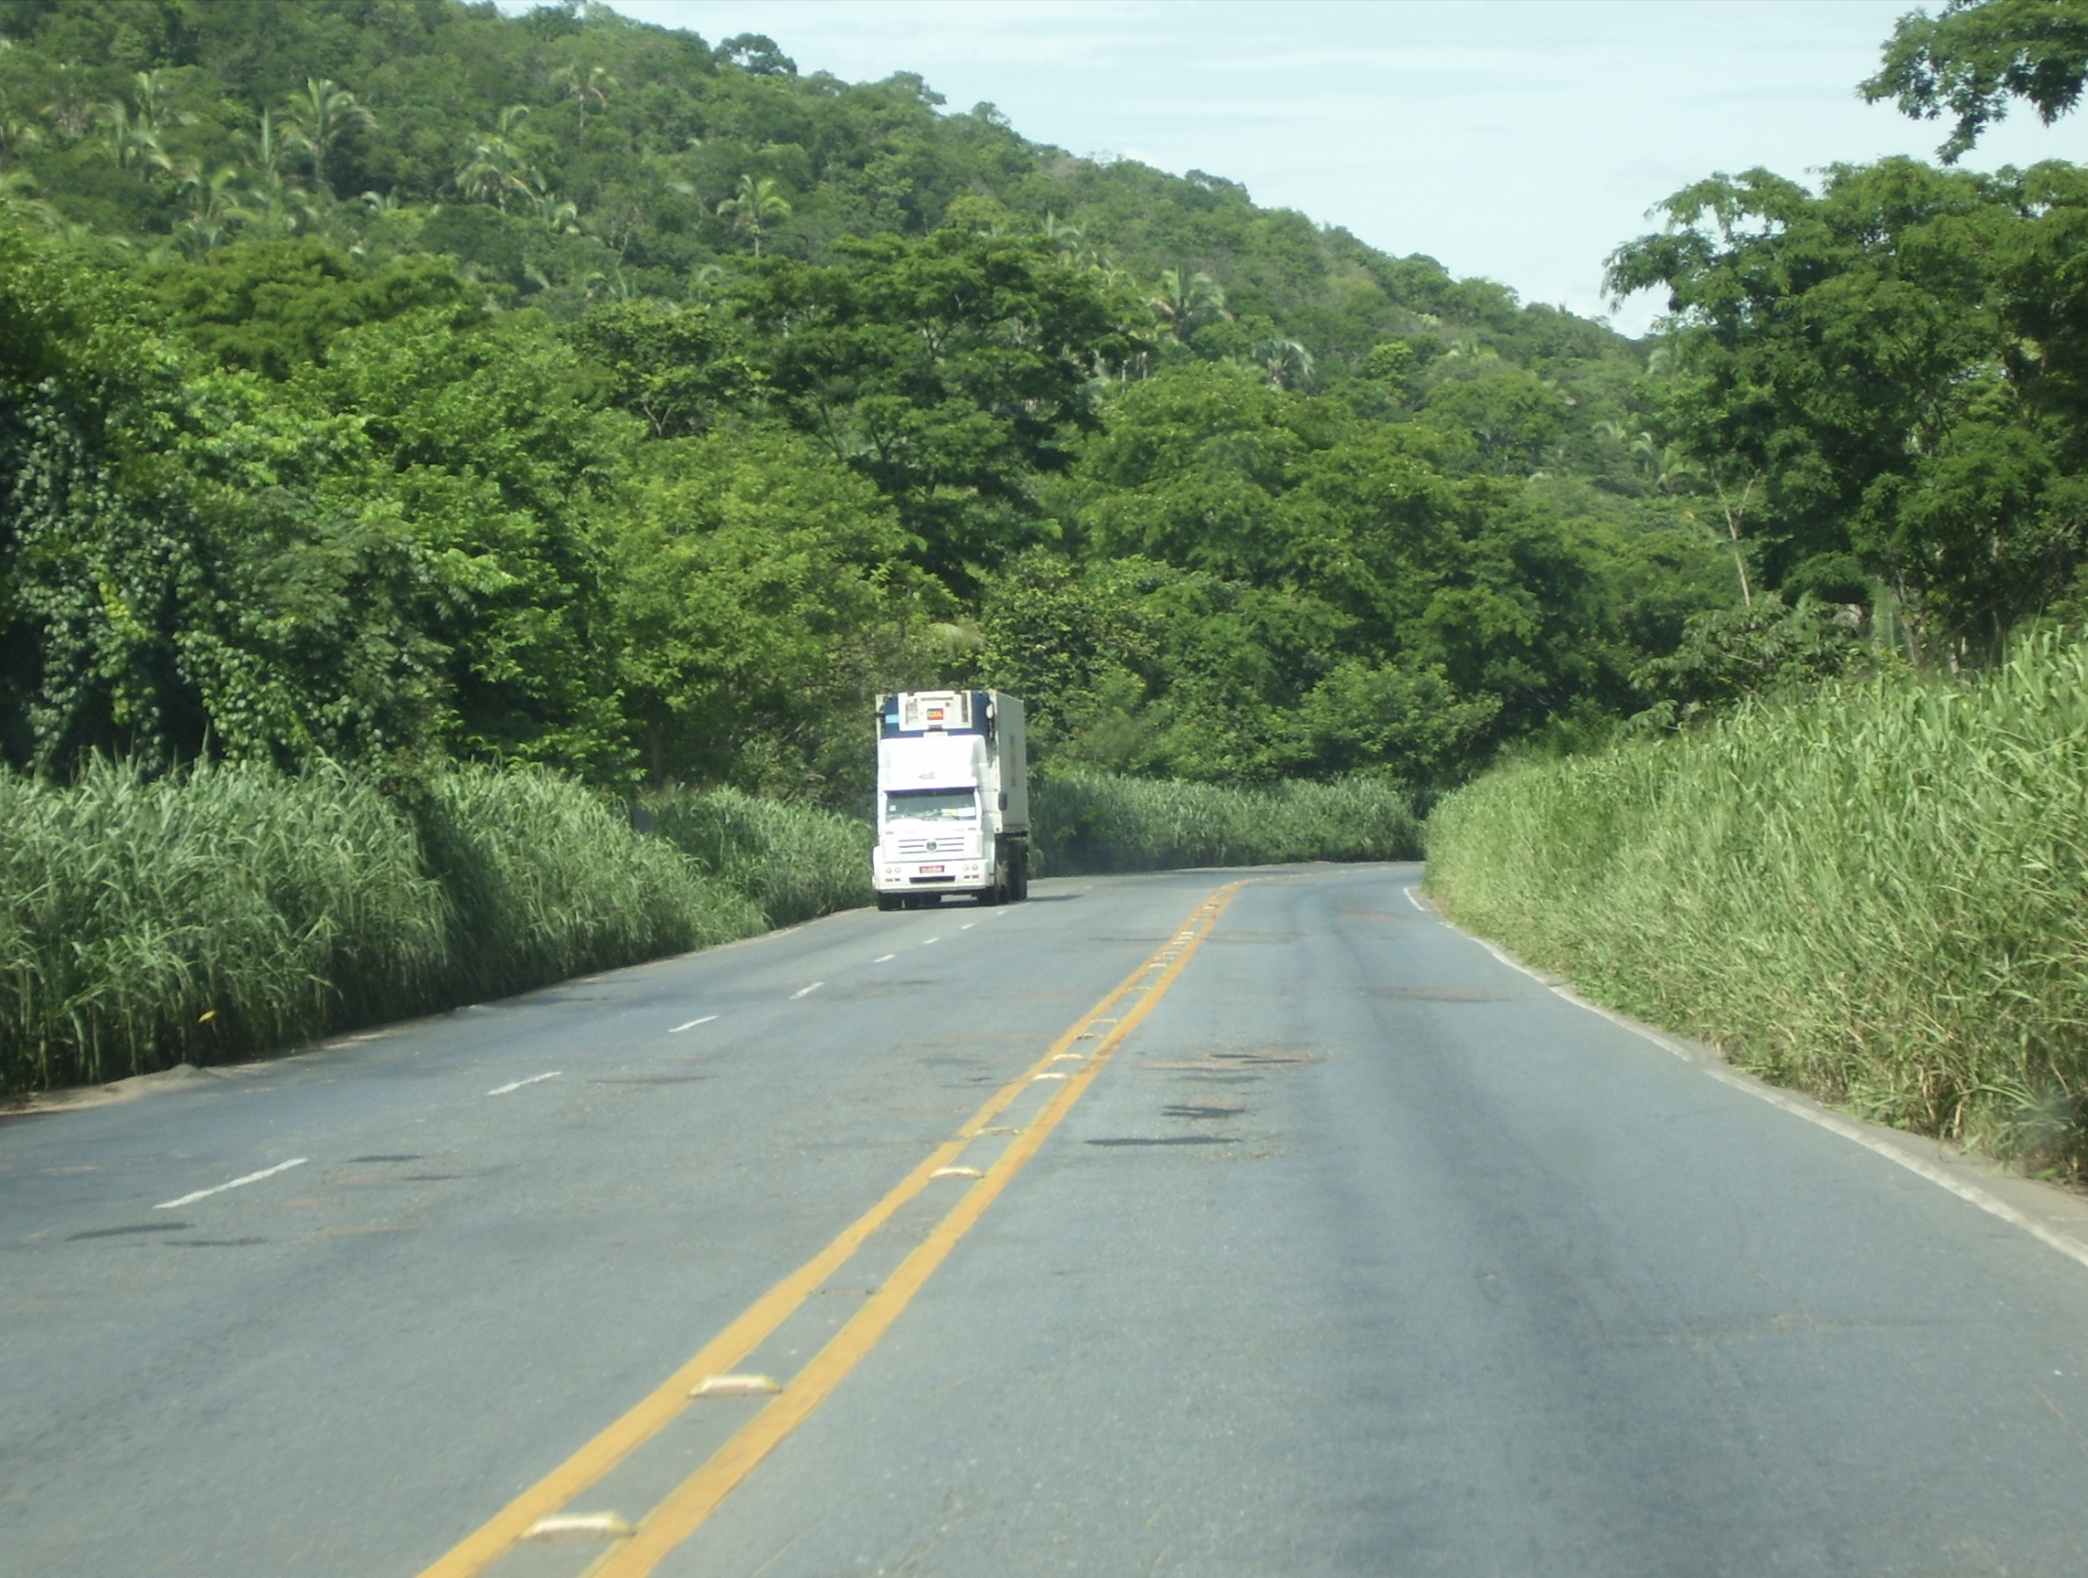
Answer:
[873, 690, 1028, 909]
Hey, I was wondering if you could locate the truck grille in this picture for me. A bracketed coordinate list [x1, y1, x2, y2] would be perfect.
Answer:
[894, 837, 971, 857]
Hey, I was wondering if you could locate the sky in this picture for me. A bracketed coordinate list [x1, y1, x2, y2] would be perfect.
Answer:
[566, 0, 2077, 335]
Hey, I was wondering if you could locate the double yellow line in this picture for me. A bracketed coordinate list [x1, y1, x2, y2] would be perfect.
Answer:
[420, 879, 1245, 1578]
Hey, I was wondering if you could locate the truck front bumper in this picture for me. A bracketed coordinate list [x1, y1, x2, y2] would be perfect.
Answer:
[875, 859, 989, 893]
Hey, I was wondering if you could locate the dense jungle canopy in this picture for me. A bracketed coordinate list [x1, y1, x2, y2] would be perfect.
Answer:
[0, 0, 2081, 799]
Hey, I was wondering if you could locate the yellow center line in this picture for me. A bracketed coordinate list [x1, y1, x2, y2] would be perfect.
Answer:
[417, 880, 1245, 1578]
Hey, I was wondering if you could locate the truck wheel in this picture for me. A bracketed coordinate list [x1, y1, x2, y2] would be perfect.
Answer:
[1011, 849, 1029, 901]
[876, 892, 901, 912]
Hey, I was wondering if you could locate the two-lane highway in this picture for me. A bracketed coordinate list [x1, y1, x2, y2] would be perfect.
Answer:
[7, 865, 2088, 1576]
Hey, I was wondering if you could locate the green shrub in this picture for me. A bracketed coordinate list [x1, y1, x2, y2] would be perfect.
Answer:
[1032, 771, 1422, 874]
[1425, 629, 2088, 1171]
[646, 786, 874, 926]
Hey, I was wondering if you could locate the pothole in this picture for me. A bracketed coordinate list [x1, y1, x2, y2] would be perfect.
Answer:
[1142, 1048, 1321, 1071]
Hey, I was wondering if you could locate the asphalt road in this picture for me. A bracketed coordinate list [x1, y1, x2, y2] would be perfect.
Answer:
[8, 863, 2088, 1578]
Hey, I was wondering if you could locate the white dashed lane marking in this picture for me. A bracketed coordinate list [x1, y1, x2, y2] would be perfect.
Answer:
[669, 1016, 717, 1033]
[154, 1158, 307, 1211]
[488, 1071, 562, 1096]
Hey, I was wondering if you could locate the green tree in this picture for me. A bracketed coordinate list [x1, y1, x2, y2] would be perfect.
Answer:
[1607, 158, 2084, 656]
[567, 297, 757, 438]
[145, 240, 473, 380]
[612, 428, 937, 792]
[1421, 370, 1569, 474]
[296, 305, 636, 774]
[1864, 0, 2088, 161]
[734, 230, 1143, 584]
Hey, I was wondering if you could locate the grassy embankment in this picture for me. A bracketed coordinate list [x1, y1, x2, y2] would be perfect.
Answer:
[1, 764, 1418, 1097]
[1426, 629, 2088, 1172]
[0, 763, 786, 1096]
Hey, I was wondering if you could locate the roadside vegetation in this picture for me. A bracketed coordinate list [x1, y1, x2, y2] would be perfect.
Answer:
[1032, 772, 1421, 874]
[646, 786, 873, 928]
[1427, 629, 2088, 1175]
[0, 762, 763, 1096]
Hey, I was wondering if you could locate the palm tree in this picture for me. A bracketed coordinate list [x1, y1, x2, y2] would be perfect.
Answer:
[716, 173, 791, 256]
[1041, 210, 1087, 266]
[512, 168, 578, 232]
[0, 164, 49, 223]
[1148, 267, 1229, 342]
[1086, 248, 1135, 293]
[131, 71, 184, 131]
[1629, 433, 1703, 497]
[173, 157, 242, 225]
[552, 63, 615, 140]
[233, 111, 312, 237]
[454, 105, 532, 210]
[1252, 337, 1315, 391]
[280, 77, 376, 198]
[0, 99, 42, 170]
[91, 99, 170, 175]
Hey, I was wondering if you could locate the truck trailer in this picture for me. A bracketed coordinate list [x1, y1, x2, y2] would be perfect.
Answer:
[873, 689, 1028, 909]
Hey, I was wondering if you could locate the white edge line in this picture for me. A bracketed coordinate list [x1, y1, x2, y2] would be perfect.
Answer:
[1402, 885, 1428, 912]
[669, 1015, 717, 1033]
[1432, 910, 2088, 1276]
[791, 982, 824, 1000]
[488, 1070, 563, 1096]
[873, 954, 896, 963]
[154, 1157, 306, 1210]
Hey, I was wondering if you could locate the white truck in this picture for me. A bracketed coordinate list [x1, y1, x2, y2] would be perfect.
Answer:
[873, 689, 1029, 909]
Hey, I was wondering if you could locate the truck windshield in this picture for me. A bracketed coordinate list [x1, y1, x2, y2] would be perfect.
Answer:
[886, 789, 977, 821]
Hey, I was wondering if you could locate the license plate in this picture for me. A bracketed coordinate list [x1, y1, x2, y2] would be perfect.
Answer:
[919, 864, 945, 874]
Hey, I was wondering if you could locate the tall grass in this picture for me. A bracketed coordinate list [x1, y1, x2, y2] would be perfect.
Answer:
[1032, 771, 1422, 874]
[1425, 629, 2088, 1170]
[1, 761, 763, 1095]
[412, 768, 764, 1003]
[647, 786, 873, 926]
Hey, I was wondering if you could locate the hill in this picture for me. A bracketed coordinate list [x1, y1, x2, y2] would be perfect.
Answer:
[0, 0, 1737, 795]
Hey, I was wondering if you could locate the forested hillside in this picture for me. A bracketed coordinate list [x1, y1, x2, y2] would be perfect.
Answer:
[0, 0, 1743, 801]
[4, 0, 2083, 810]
